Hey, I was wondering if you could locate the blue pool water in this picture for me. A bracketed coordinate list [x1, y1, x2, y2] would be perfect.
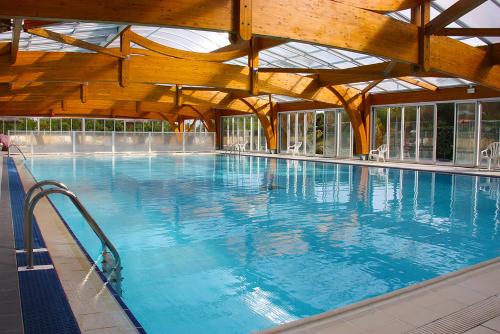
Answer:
[25, 155, 500, 334]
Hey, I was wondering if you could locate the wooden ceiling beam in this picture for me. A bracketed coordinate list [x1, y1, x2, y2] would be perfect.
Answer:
[0, 52, 355, 106]
[238, 0, 252, 40]
[435, 28, 500, 37]
[0, 99, 207, 118]
[276, 100, 340, 112]
[397, 76, 438, 91]
[11, 18, 22, 64]
[370, 85, 499, 105]
[1, 1, 499, 90]
[0, 42, 10, 55]
[0, 82, 269, 114]
[361, 80, 383, 95]
[333, 0, 422, 12]
[23, 20, 60, 30]
[425, 0, 487, 35]
[26, 28, 125, 58]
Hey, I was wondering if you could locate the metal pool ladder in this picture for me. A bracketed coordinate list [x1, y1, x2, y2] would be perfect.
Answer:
[23, 180, 123, 295]
[8, 144, 27, 160]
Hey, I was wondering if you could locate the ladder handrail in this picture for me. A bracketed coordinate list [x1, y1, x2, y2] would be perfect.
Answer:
[24, 185, 122, 293]
[23, 181, 69, 250]
[8, 144, 27, 160]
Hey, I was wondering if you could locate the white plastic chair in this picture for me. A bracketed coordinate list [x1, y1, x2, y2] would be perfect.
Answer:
[287, 142, 302, 155]
[369, 144, 388, 162]
[480, 142, 500, 171]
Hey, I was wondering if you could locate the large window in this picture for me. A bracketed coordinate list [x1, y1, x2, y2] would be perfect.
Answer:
[324, 110, 337, 157]
[0, 117, 176, 135]
[455, 103, 477, 166]
[278, 109, 352, 158]
[71, 119, 82, 131]
[389, 107, 402, 160]
[436, 103, 454, 163]
[373, 105, 436, 163]
[221, 115, 268, 152]
[479, 101, 500, 167]
[373, 107, 388, 149]
[373, 100, 500, 167]
[419, 105, 435, 162]
[403, 106, 417, 161]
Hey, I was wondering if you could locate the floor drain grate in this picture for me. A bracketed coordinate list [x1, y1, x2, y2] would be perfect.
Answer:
[406, 295, 500, 334]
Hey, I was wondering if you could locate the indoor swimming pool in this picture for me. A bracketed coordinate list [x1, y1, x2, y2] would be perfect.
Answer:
[24, 154, 500, 334]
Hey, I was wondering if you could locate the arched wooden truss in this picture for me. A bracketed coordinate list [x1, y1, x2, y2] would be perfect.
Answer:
[0, 0, 499, 154]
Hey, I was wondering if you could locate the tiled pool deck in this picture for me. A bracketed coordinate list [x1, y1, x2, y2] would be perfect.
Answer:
[2, 152, 500, 334]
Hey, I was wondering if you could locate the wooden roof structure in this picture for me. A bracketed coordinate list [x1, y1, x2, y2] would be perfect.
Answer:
[0, 0, 499, 153]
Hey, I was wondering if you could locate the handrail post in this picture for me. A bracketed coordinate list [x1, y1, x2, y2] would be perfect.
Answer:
[23, 181, 69, 268]
[8, 144, 27, 160]
[24, 185, 122, 294]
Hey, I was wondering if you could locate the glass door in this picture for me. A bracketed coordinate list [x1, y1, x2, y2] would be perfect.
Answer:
[372, 107, 388, 150]
[436, 103, 455, 163]
[402, 106, 417, 161]
[418, 105, 436, 163]
[339, 110, 352, 158]
[315, 111, 324, 155]
[324, 110, 337, 157]
[479, 101, 500, 167]
[454, 103, 477, 166]
[297, 112, 305, 154]
[305, 111, 316, 156]
[389, 107, 402, 160]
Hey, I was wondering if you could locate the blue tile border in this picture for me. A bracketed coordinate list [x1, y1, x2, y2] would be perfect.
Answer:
[18, 159, 147, 334]
[8, 158, 81, 334]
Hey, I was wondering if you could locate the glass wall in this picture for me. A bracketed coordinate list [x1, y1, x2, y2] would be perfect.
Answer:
[436, 103, 454, 163]
[373, 99, 500, 167]
[373, 105, 437, 163]
[323, 110, 337, 157]
[0, 117, 172, 135]
[479, 101, 500, 167]
[221, 114, 268, 152]
[455, 103, 477, 166]
[403, 106, 417, 161]
[279, 109, 353, 158]
[419, 105, 435, 162]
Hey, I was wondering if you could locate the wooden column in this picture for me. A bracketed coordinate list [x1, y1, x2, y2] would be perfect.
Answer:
[415, 0, 431, 71]
[120, 30, 130, 87]
[249, 37, 259, 95]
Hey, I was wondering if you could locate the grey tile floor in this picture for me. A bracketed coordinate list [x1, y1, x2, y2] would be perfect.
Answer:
[0, 156, 23, 334]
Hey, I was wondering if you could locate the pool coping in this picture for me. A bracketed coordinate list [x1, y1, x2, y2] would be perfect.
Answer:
[219, 151, 500, 179]
[13, 158, 144, 334]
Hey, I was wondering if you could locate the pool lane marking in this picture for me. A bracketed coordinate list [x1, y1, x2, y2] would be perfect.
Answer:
[18, 265, 55, 271]
[16, 248, 48, 253]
